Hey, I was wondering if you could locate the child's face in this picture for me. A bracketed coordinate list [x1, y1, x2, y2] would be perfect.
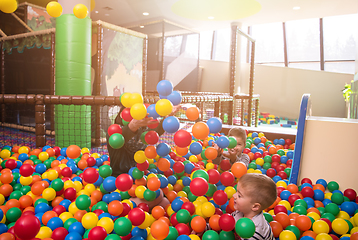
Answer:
[233, 182, 254, 214]
[228, 136, 245, 156]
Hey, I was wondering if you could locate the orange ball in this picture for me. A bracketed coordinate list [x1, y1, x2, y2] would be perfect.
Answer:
[144, 146, 157, 159]
[270, 220, 283, 238]
[301, 230, 317, 239]
[204, 147, 218, 160]
[192, 122, 209, 140]
[0, 172, 13, 184]
[108, 200, 124, 216]
[231, 162, 247, 179]
[66, 145, 81, 159]
[176, 146, 188, 157]
[51, 197, 64, 208]
[151, 220, 169, 240]
[77, 159, 88, 170]
[5, 199, 20, 209]
[191, 216, 207, 233]
[19, 195, 33, 209]
[147, 177, 161, 191]
[165, 191, 178, 203]
[209, 215, 221, 231]
[0, 184, 13, 197]
[46, 148, 56, 157]
[268, 146, 277, 155]
[275, 212, 290, 229]
[286, 184, 299, 193]
[42, 211, 58, 225]
[152, 206, 165, 220]
[74, 210, 87, 222]
[186, 107, 200, 121]
[351, 232, 358, 240]
[91, 190, 103, 202]
[31, 181, 46, 195]
[0, 233, 16, 240]
[295, 215, 312, 231]
[157, 158, 170, 172]
[313, 184, 325, 192]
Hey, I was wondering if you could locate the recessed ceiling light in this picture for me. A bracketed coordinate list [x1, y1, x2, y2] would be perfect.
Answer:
[143, 12, 149, 16]
[208, 16, 214, 20]
[140, 26, 144, 28]
[95, 11, 98, 14]
[293, 6, 300, 10]
[105, 13, 110, 16]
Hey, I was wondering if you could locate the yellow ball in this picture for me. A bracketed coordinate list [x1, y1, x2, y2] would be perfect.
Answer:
[138, 212, 151, 229]
[64, 180, 75, 190]
[26, 191, 36, 200]
[134, 150, 147, 164]
[258, 132, 265, 138]
[69, 202, 80, 215]
[47, 169, 59, 180]
[122, 199, 133, 209]
[206, 162, 215, 170]
[351, 226, 358, 233]
[316, 233, 333, 240]
[130, 103, 147, 120]
[42, 188, 56, 201]
[19, 176, 32, 186]
[59, 212, 73, 223]
[155, 99, 173, 116]
[166, 205, 174, 216]
[307, 212, 320, 221]
[0, 0, 17, 13]
[46, 1, 62, 18]
[279, 230, 296, 240]
[90, 0, 95, 11]
[196, 196, 208, 204]
[0, 149, 11, 159]
[313, 219, 330, 234]
[337, 210, 350, 220]
[167, 184, 173, 192]
[256, 158, 264, 166]
[73, 181, 83, 192]
[73, 3, 88, 19]
[189, 234, 201, 240]
[35, 226, 52, 239]
[41, 172, 49, 179]
[97, 217, 114, 233]
[130, 93, 144, 106]
[121, 92, 132, 108]
[189, 155, 198, 163]
[38, 152, 49, 161]
[77, 190, 90, 196]
[324, 192, 332, 200]
[91, 153, 100, 159]
[276, 180, 287, 189]
[84, 184, 96, 194]
[253, 169, 262, 174]
[224, 186, 236, 199]
[135, 185, 147, 199]
[201, 202, 215, 218]
[332, 218, 349, 235]
[82, 212, 99, 229]
[353, 213, 358, 226]
[81, 148, 90, 154]
[247, 168, 255, 174]
[18, 146, 29, 154]
[0, 194, 5, 205]
[177, 191, 187, 198]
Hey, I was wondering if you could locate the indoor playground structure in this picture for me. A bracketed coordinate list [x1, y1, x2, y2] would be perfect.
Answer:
[0, 1, 358, 240]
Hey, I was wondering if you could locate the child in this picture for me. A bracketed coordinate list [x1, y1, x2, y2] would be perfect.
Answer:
[213, 126, 250, 168]
[231, 173, 277, 239]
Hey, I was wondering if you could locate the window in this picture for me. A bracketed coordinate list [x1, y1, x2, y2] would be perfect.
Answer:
[213, 28, 230, 62]
[164, 36, 183, 57]
[185, 34, 199, 58]
[251, 22, 284, 64]
[199, 31, 213, 60]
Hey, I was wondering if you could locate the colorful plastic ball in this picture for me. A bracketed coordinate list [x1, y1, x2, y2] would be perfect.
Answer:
[327, 181, 339, 192]
[52, 227, 68, 240]
[127, 208, 145, 226]
[109, 133, 125, 149]
[332, 218, 349, 235]
[312, 219, 330, 234]
[155, 99, 173, 116]
[190, 177, 208, 196]
[114, 217, 132, 236]
[206, 117, 222, 134]
[167, 91, 182, 105]
[73, 3, 88, 19]
[215, 136, 230, 149]
[192, 122, 210, 140]
[213, 190, 228, 206]
[201, 202, 215, 218]
[279, 230, 296, 240]
[146, 104, 160, 119]
[220, 171, 235, 186]
[19, 164, 35, 177]
[46, 1, 62, 17]
[14, 215, 41, 239]
[173, 129, 192, 148]
[163, 116, 180, 133]
[219, 213, 235, 232]
[156, 143, 171, 157]
[235, 217, 255, 238]
[130, 103, 147, 120]
[88, 226, 107, 240]
[0, 0, 17, 13]
[151, 219, 169, 239]
[75, 195, 91, 210]
[325, 203, 340, 216]
[129, 92, 144, 106]
[42, 188, 56, 201]
[202, 230, 219, 240]
[176, 209, 191, 224]
[145, 131, 159, 145]
[83, 167, 99, 184]
[186, 107, 200, 121]
[108, 124, 122, 136]
[157, 80, 173, 96]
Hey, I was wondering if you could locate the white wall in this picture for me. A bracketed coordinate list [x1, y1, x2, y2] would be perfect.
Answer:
[199, 60, 354, 119]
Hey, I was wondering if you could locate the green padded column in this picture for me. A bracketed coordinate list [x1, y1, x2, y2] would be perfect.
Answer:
[55, 14, 91, 148]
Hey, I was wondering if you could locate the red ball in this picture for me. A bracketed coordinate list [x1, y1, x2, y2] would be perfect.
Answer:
[207, 169, 220, 184]
[254, 152, 262, 159]
[137, 203, 150, 213]
[285, 139, 292, 145]
[93, 209, 105, 217]
[115, 174, 133, 192]
[301, 187, 314, 198]
[288, 194, 301, 206]
[271, 154, 281, 163]
[137, 161, 149, 171]
[190, 177, 209, 196]
[276, 187, 286, 197]
[344, 188, 357, 201]
[53, 146, 61, 156]
[14, 215, 41, 240]
[213, 190, 228, 206]
[274, 204, 288, 214]
[108, 124, 122, 136]
[218, 213, 235, 231]
[63, 187, 77, 201]
[53, 205, 67, 216]
[266, 168, 277, 178]
[243, 148, 250, 154]
[220, 171, 235, 186]
[5, 159, 17, 170]
[19, 164, 35, 177]
[301, 178, 312, 185]
[148, 119, 160, 129]
[52, 227, 68, 240]
[170, 213, 179, 227]
[220, 159, 231, 171]
[61, 167, 72, 178]
[83, 167, 99, 184]
[145, 131, 159, 145]
[175, 223, 191, 236]
[88, 226, 107, 240]
[119, 203, 131, 217]
[181, 202, 196, 215]
[86, 157, 96, 167]
[121, 108, 133, 122]
[173, 161, 185, 173]
[174, 130, 192, 148]
[128, 208, 145, 226]
[277, 171, 288, 179]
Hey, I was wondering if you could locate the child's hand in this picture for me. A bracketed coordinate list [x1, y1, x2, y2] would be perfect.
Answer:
[212, 143, 223, 157]
[128, 116, 155, 132]
[168, 104, 181, 116]
[222, 148, 239, 162]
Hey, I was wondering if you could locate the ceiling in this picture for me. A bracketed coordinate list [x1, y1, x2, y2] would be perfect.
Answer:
[21, 0, 358, 32]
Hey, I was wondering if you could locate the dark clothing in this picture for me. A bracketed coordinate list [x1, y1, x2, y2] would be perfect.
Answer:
[107, 107, 165, 177]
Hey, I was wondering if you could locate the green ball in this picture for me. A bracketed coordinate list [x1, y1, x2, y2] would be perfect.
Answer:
[132, 168, 144, 180]
[143, 189, 156, 201]
[206, 184, 217, 197]
[140, 131, 148, 144]
[100, 184, 109, 194]
[75, 195, 91, 210]
[34, 198, 48, 207]
[51, 178, 64, 191]
[13, 183, 22, 192]
[43, 160, 52, 169]
[294, 199, 308, 209]
[331, 192, 344, 205]
[235, 217, 255, 239]
[93, 201, 108, 213]
[99, 165, 113, 178]
[119, 191, 131, 200]
[317, 207, 325, 216]
[29, 155, 38, 160]
[327, 181, 339, 192]
[262, 163, 271, 170]
[105, 234, 122, 240]
[219, 230, 235, 240]
[83, 229, 90, 239]
[228, 137, 237, 149]
[263, 212, 273, 222]
[192, 169, 209, 181]
[176, 209, 191, 224]
[325, 203, 340, 216]
[20, 186, 31, 195]
[265, 141, 272, 147]
[114, 217, 132, 236]
[64, 218, 78, 230]
[293, 205, 307, 215]
[277, 149, 285, 156]
[285, 225, 300, 239]
[109, 133, 125, 149]
[164, 226, 178, 240]
[33, 159, 42, 165]
[187, 192, 198, 202]
[245, 142, 251, 148]
[6, 207, 22, 222]
[202, 230, 220, 240]
[9, 190, 23, 200]
[284, 168, 291, 176]
[12, 172, 20, 181]
[321, 212, 336, 222]
[248, 162, 257, 170]
[182, 186, 190, 194]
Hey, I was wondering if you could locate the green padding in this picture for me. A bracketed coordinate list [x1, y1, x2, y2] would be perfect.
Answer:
[55, 14, 92, 148]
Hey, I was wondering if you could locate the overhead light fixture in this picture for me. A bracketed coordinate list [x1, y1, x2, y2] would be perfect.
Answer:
[143, 12, 149, 16]
[140, 26, 144, 28]
[293, 6, 300, 10]
[105, 13, 110, 16]
[208, 16, 214, 20]
[95, 11, 98, 14]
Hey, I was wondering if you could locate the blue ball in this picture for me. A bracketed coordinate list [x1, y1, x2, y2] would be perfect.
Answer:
[147, 104, 160, 119]
[316, 179, 327, 188]
[184, 162, 195, 174]
[68, 221, 85, 235]
[132, 226, 148, 239]
[18, 153, 29, 162]
[189, 142, 203, 155]
[287, 150, 294, 159]
[168, 175, 177, 186]
[42, 145, 51, 151]
[163, 116, 180, 133]
[253, 137, 261, 145]
[159, 176, 168, 188]
[341, 201, 356, 216]
[280, 156, 288, 164]
[272, 175, 282, 183]
[109, 192, 122, 202]
[300, 237, 315, 240]
[250, 146, 258, 153]
[102, 176, 117, 192]
[303, 197, 315, 207]
[35, 202, 52, 214]
[157, 80, 173, 96]
[215, 136, 229, 149]
[301, 183, 313, 189]
[278, 138, 285, 146]
[273, 139, 279, 145]
[94, 176, 103, 187]
[177, 235, 191, 240]
[167, 91, 182, 106]
[251, 132, 258, 138]
[35, 163, 47, 174]
[59, 199, 72, 210]
[322, 199, 332, 206]
[156, 143, 171, 157]
[182, 176, 191, 186]
[280, 190, 291, 201]
[171, 198, 184, 212]
[102, 194, 111, 204]
[65, 232, 83, 240]
[0, 223, 8, 234]
[313, 189, 325, 201]
[207, 117, 222, 134]
[60, 147, 67, 157]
